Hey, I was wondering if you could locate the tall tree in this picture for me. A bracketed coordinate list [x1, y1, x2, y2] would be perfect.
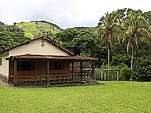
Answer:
[121, 10, 151, 72]
[71, 31, 97, 56]
[55, 28, 80, 48]
[97, 11, 120, 66]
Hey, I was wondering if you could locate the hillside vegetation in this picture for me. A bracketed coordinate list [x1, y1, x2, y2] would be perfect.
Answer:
[74, 27, 97, 33]
[15, 21, 61, 39]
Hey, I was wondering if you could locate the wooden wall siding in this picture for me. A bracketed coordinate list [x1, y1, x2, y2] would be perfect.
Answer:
[49, 62, 70, 75]
[9, 60, 74, 84]
[16, 61, 71, 76]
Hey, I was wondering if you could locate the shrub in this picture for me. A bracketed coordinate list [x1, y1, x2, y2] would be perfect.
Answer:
[121, 67, 133, 81]
[111, 64, 132, 81]
[95, 64, 132, 81]
[111, 54, 131, 66]
[95, 68, 102, 80]
[134, 58, 151, 81]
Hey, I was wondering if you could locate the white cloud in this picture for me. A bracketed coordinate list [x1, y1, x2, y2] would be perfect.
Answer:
[0, 0, 151, 28]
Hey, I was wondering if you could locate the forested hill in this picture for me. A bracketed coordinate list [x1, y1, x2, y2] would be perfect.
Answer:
[74, 27, 97, 33]
[0, 21, 62, 52]
[0, 20, 96, 53]
[15, 21, 62, 39]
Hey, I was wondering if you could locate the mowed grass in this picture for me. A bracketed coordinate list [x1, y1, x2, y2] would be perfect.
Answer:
[0, 82, 151, 113]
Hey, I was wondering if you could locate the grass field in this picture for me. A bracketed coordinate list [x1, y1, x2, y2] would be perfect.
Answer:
[0, 82, 151, 113]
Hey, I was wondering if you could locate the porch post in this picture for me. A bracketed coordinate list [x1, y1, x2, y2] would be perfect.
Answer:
[46, 60, 49, 84]
[72, 61, 74, 80]
[13, 60, 17, 85]
[80, 61, 83, 80]
[92, 61, 95, 79]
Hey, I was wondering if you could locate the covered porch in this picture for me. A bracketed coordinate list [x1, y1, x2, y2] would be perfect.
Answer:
[8, 54, 96, 86]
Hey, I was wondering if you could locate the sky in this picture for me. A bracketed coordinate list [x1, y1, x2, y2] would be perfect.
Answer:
[0, 0, 151, 28]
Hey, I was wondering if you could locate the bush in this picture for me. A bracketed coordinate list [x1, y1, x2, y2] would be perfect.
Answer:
[134, 58, 151, 81]
[116, 64, 131, 81]
[95, 64, 132, 81]
[111, 54, 131, 66]
[95, 68, 102, 80]
[121, 68, 133, 81]
[137, 74, 151, 81]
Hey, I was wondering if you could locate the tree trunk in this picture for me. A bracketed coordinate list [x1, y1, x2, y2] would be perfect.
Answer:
[130, 48, 134, 80]
[107, 49, 110, 80]
[108, 49, 110, 65]
[131, 48, 134, 70]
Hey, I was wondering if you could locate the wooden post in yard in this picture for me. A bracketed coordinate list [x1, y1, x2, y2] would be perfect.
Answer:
[117, 71, 119, 81]
[101, 68, 103, 81]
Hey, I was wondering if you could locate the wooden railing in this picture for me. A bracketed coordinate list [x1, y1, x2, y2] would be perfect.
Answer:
[15, 70, 93, 85]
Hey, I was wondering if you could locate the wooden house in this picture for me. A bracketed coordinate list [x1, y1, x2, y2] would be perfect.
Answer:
[0, 37, 96, 85]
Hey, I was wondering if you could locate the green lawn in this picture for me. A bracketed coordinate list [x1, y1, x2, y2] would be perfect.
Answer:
[0, 82, 151, 113]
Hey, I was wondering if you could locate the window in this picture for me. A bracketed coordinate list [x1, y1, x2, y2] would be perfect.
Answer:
[0, 58, 2, 65]
[49, 61, 64, 70]
[17, 61, 34, 71]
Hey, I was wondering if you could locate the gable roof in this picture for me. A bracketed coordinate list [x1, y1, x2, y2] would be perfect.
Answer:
[2, 37, 74, 56]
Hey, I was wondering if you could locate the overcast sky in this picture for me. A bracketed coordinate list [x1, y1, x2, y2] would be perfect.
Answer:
[0, 0, 151, 28]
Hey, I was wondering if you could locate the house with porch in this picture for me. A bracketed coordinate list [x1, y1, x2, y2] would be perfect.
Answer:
[0, 37, 96, 86]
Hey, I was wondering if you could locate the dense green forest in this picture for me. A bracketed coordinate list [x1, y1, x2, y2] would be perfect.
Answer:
[1, 8, 151, 81]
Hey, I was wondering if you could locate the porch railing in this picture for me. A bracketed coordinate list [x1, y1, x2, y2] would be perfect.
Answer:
[15, 70, 93, 85]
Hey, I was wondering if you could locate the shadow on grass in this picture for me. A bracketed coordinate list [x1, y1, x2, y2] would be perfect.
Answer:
[16, 81, 105, 88]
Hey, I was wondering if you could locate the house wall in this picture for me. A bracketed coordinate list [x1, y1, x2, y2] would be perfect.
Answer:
[9, 39, 70, 57]
[0, 56, 9, 77]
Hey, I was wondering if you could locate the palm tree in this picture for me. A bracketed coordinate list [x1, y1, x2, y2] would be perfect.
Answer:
[122, 10, 151, 73]
[97, 11, 120, 66]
